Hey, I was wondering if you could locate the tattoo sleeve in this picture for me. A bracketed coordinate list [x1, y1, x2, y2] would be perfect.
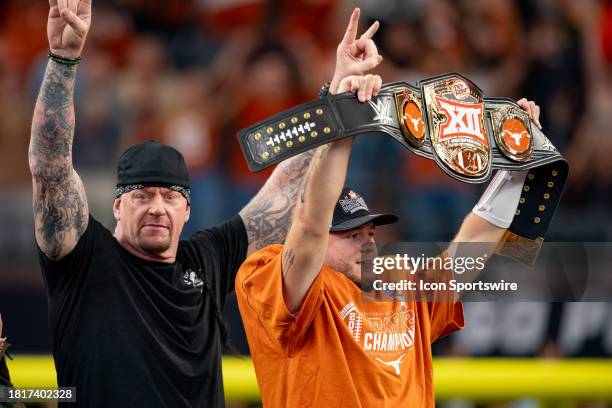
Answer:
[239, 150, 314, 254]
[29, 60, 89, 260]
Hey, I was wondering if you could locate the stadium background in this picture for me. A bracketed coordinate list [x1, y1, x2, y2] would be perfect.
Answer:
[0, 0, 611, 406]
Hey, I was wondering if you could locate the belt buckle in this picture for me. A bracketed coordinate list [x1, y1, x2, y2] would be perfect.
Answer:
[421, 73, 491, 179]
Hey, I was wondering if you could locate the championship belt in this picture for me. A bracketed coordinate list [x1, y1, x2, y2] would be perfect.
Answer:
[237, 73, 569, 265]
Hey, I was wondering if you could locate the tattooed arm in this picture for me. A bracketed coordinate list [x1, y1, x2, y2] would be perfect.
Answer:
[239, 150, 315, 256]
[30, 62, 88, 260]
[239, 8, 381, 257]
[29, 0, 92, 260]
[280, 74, 381, 313]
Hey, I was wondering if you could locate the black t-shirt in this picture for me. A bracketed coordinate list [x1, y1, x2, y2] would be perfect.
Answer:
[0, 356, 11, 387]
[38, 215, 248, 408]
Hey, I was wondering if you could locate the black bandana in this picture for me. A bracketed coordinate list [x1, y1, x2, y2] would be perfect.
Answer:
[115, 184, 191, 204]
[115, 141, 191, 203]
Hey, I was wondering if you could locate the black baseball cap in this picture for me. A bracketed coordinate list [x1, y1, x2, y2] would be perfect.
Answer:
[116, 140, 190, 189]
[330, 187, 398, 232]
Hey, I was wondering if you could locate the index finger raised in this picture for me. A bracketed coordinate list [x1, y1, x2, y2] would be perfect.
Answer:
[340, 8, 361, 45]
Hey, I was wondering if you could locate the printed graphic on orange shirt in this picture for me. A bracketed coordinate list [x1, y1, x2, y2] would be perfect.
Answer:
[340, 302, 415, 375]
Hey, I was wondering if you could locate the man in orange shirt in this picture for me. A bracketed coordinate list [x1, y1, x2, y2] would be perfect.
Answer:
[235, 11, 544, 408]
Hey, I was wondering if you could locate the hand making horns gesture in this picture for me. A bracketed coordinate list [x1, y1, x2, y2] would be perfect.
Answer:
[48, 0, 92, 59]
[331, 8, 383, 94]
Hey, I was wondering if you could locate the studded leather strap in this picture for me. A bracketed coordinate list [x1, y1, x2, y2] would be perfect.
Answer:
[236, 74, 569, 263]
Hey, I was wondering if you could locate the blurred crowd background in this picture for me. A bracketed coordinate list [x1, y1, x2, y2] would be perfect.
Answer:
[0, 0, 611, 406]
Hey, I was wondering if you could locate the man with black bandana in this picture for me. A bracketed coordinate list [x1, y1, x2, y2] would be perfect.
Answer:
[29, 1, 382, 406]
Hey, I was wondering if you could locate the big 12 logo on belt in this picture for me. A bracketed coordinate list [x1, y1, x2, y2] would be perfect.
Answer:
[422, 75, 491, 178]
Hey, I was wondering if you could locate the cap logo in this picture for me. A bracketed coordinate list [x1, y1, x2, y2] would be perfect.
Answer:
[339, 191, 369, 214]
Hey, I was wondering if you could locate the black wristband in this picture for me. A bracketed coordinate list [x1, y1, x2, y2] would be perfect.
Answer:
[319, 82, 331, 98]
[48, 50, 82, 66]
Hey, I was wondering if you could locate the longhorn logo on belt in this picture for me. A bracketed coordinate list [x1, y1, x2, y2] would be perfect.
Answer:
[395, 87, 425, 148]
[422, 75, 491, 178]
[490, 104, 533, 162]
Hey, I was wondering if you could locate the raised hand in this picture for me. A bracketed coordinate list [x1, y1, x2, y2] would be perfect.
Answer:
[517, 98, 542, 129]
[338, 74, 382, 103]
[30, 0, 91, 261]
[48, 0, 92, 58]
[330, 8, 382, 94]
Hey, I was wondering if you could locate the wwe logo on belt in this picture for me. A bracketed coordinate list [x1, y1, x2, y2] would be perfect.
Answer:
[368, 98, 394, 125]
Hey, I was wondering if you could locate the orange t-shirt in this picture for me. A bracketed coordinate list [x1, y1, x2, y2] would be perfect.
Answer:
[235, 245, 464, 408]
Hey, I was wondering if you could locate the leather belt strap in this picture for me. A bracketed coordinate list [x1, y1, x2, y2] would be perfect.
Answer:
[237, 73, 569, 265]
